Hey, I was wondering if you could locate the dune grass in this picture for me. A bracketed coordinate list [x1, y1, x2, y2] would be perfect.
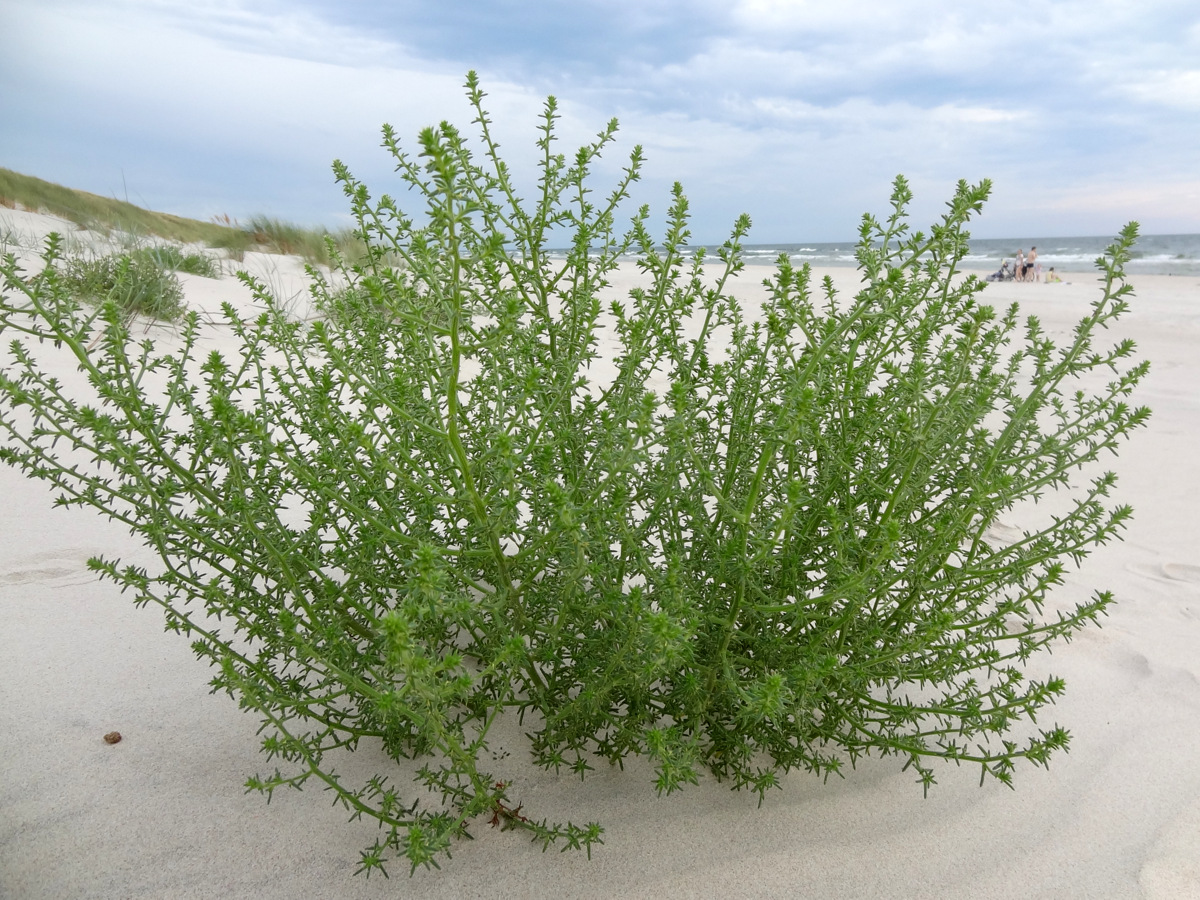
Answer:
[1, 167, 361, 268]
[125, 245, 221, 278]
[244, 214, 367, 267]
[0, 167, 241, 246]
[57, 251, 187, 322]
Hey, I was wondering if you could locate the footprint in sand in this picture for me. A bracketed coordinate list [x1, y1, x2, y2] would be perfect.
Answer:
[1139, 795, 1200, 898]
[0, 551, 94, 588]
[983, 522, 1024, 545]
[1127, 562, 1200, 584]
[1162, 564, 1200, 582]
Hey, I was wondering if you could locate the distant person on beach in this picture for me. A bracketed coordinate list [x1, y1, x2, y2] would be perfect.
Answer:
[1015, 250, 1026, 281]
[1025, 246, 1039, 281]
[986, 259, 1014, 282]
[1045, 267, 1062, 283]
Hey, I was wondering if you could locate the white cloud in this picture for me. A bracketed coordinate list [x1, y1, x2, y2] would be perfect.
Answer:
[1121, 69, 1200, 110]
[3, 1, 555, 163]
[131, 0, 404, 66]
[741, 96, 1027, 129]
[929, 105, 1030, 125]
[730, 0, 920, 35]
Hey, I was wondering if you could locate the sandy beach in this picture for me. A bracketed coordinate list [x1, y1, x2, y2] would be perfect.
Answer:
[2, 207, 1199, 899]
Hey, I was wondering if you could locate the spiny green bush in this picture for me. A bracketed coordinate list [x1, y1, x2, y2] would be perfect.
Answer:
[55, 249, 186, 321]
[0, 73, 1148, 876]
[317, 282, 395, 329]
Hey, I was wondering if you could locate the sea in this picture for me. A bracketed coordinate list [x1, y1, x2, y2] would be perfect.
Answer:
[719, 233, 1200, 277]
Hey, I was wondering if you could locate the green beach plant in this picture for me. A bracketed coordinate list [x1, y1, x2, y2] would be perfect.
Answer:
[55, 249, 187, 321]
[0, 166, 245, 246]
[0, 167, 355, 268]
[0, 73, 1148, 876]
[245, 214, 367, 268]
[209, 233, 251, 263]
[127, 244, 221, 279]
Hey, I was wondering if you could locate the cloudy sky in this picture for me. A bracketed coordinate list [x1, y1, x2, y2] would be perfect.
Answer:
[2, 0, 1197, 243]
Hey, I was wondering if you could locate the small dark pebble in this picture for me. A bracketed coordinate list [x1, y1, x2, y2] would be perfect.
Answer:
[103, 731, 122, 744]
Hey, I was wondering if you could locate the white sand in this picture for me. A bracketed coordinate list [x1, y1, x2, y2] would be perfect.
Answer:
[2, 208, 1199, 898]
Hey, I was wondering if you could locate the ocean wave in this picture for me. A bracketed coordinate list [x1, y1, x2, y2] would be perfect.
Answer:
[545, 234, 1200, 275]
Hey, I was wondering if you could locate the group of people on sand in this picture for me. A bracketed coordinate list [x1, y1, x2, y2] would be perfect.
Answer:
[1015, 247, 1039, 281]
[986, 245, 1063, 283]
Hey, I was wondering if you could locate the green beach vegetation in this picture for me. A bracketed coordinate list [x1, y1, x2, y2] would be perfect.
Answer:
[1, 168, 370, 323]
[1, 166, 363, 268]
[242, 213, 367, 267]
[0, 74, 1149, 875]
[1, 166, 241, 246]
[51, 242, 227, 323]
[125, 244, 221, 279]
[55, 250, 188, 322]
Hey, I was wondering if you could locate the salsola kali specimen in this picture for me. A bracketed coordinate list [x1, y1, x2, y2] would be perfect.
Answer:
[0, 74, 1149, 875]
